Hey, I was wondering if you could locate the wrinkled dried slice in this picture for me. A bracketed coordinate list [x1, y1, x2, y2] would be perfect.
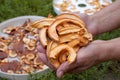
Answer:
[24, 58, 31, 64]
[56, 25, 64, 31]
[60, 33, 79, 43]
[48, 18, 84, 41]
[0, 42, 7, 51]
[58, 27, 81, 35]
[39, 27, 48, 47]
[25, 45, 35, 51]
[49, 44, 76, 63]
[32, 18, 55, 28]
[68, 39, 80, 47]
[56, 13, 85, 26]
[79, 36, 89, 46]
[22, 65, 31, 73]
[84, 32, 93, 41]
[3, 26, 15, 34]
[50, 59, 60, 69]
[8, 50, 17, 57]
[57, 23, 80, 32]
[58, 50, 68, 63]
[34, 54, 43, 65]
[26, 53, 35, 60]
[46, 41, 58, 57]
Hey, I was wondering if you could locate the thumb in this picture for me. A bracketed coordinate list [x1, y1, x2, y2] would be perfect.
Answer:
[56, 61, 78, 78]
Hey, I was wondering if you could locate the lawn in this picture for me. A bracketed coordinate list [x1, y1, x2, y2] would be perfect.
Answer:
[0, 0, 120, 80]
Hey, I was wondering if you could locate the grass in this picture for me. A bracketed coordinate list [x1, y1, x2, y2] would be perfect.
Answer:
[0, 0, 119, 80]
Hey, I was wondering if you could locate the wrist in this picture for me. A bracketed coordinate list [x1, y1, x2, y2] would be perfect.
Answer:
[98, 38, 120, 62]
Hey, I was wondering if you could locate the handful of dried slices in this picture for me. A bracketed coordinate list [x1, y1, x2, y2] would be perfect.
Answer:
[32, 13, 93, 68]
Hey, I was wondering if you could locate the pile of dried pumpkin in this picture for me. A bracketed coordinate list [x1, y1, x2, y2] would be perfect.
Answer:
[32, 13, 93, 68]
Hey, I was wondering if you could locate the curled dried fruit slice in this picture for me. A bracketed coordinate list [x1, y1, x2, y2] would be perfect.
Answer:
[8, 50, 17, 57]
[0, 42, 7, 51]
[84, 32, 93, 41]
[79, 36, 89, 46]
[34, 54, 43, 65]
[56, 13, 85, 26]
[24, 58, 31, 64]
[26, 53, 35, 60]
[46, 41, 58, 57]
[48, 18, 84, 41]
[3, 26, 15, 34]
[58, 27, 81, 35]
[68, 39, 80, 47]
[32, 18, 55, 28]
[59, 51, 67, 63]
[49, 44, 76, 63]
[50, 59, 60, 69]
[25, 45, 35, 51]
[39, 27, 48, 47]
[60, 33, 79, 43]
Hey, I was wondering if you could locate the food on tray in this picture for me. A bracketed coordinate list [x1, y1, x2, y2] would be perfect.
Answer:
[0, 19, 44, 74]
[32, 13, 93, 68]
[54, 0, 112, 15]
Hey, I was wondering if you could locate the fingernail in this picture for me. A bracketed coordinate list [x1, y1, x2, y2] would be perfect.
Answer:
[58, 71, 63, 78]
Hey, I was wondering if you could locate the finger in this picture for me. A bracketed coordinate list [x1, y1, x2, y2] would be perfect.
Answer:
[37, 45, 45, 54]
[38, 52, 55, 70]
[56, 61, 78, 78]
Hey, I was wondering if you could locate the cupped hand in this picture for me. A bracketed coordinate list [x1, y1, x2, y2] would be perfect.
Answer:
[37, 13, 102, 77]
[56, 40, 107, 78]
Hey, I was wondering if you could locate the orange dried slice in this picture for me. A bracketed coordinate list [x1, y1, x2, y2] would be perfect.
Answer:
[26, 53, 35, 60]
[8, 50, 17, 57]
[48, 18, 84, 41]
[34, 54, 43, 65]
[39, 27, 48, 47]
[46, 41, 58, 57]
[84, 32, 93, 41]
[49, 44, 76, 63]
[60, 33, 79, 43]
[50, 59, 60, 69]
[59, 51, 67, 63]
[32, 18, 55, 28]
[68, 39, 80, 47]
[58, 27, 81, 35]
[56, 13, 85, 27]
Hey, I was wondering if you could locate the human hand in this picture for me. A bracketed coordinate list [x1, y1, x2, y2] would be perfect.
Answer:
[37, 13, 98, 70]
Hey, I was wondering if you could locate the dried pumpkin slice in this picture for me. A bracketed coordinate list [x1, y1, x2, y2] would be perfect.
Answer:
[58, 51, 68, 63]
[39, 27, 48, 47]
[26, 53, 35, 60]
[84, 32, 93, 41]
[56, 13, 85, 27]
[46, 41, 58, 57]
[58, 27, 81, 35]
[49, 44, 76, 63]
[60, 33, 79, 43]
[32, 18, 55, 28]
[50, 59, 60, 69]
[68, 39, 80, 47]
[34, 54, 43, 65]
[8, 50, 17, 57]
[48, 18, 84, 41]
